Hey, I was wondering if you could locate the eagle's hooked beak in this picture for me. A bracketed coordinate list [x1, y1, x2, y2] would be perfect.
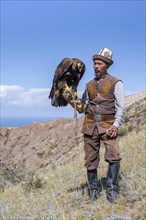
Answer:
[77, 62, 83, 72]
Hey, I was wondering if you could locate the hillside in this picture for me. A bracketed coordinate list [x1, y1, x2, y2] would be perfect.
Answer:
[1, 91, 146, 175]
[125, 91, 146, 107]
[0, 91, 146, 220]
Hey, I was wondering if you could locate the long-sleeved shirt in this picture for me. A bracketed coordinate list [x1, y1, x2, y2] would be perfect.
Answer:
[113, 81, 125, 127]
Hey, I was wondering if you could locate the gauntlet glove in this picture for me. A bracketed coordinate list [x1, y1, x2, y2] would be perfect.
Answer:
[62, 86, 85, 113]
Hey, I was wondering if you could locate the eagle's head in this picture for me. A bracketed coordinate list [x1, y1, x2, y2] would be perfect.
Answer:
[77, 62, 84, 72]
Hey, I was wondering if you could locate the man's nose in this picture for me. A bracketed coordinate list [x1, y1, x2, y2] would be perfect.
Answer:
[95, 64, 99, 69]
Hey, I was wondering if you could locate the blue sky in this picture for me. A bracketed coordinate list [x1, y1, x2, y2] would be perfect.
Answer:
[1, 0, 145, 118]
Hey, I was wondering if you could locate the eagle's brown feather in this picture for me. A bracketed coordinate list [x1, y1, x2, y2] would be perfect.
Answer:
[49, 58, 85, 107]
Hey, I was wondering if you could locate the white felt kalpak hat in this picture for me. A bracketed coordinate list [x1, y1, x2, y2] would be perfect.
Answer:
[93, 48, 113, 66]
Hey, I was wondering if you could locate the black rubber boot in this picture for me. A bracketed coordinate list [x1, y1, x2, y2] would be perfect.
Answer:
[106, 162, 120, 204]
[87, 169, 101, 203]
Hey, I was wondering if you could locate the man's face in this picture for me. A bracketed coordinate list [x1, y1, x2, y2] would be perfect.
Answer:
[93, 59, 109, 79]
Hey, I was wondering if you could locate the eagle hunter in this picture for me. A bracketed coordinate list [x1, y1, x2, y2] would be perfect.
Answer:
[49, 58, 85, 107]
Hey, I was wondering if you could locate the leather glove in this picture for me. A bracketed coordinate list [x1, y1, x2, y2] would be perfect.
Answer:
[63, 86, 78, 101]
[62, 85, 84, 113]
[63, 86, 73, 101]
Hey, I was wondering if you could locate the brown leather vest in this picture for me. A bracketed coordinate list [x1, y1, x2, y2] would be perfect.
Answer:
[86, 74, 121, 115]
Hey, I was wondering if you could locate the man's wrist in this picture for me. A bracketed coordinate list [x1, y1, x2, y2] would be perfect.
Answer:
[113, 121, 120, 128]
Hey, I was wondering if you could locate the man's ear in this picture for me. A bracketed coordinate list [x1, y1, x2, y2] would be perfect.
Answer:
[106, 63, 110, 69]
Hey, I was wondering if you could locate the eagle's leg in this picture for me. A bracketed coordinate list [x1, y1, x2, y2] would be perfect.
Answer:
[57, 81, 67, 90]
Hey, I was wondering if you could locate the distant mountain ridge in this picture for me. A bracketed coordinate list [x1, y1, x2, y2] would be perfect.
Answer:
[125, 91, 146, 107]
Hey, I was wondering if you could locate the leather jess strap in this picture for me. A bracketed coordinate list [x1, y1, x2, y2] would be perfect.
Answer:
[86, 113, 115, 122]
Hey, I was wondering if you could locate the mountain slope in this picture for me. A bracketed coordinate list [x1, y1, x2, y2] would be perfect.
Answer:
[0, 91, 146, 220]
[1, 91, 146, 175]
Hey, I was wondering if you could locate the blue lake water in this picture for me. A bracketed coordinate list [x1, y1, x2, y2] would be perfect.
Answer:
[0, 117, 55, 128]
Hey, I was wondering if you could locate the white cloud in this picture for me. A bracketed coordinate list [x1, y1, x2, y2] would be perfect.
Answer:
[0, 85, 83, 118]
[0, 85, 24, 97]
[1, 85, 50, 108]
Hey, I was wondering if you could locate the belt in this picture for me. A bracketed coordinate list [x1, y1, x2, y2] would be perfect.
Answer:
[86, 113, 115, 122]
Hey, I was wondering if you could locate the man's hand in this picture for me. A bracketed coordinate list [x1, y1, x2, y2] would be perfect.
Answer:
[106, 125, 118, 137]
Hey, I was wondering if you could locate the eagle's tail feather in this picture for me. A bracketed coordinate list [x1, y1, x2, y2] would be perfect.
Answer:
[49, 85, 68, 107]
[51, 96, 68, 107]
[49, 86, 54, 99]
[51, 96, 59, 107]
[57, 97, 68, 107]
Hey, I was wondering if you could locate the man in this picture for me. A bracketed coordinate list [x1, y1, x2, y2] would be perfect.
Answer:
[63, 48, 125, 203]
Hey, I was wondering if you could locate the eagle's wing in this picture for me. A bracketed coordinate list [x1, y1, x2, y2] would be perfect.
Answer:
[53, 58, 73, 84]
[49, 58, 73, 99]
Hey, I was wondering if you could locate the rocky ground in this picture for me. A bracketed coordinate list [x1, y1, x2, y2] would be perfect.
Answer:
[0, 117, 84, 189]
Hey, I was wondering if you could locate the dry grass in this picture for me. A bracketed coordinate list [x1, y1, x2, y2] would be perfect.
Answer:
[0, 127, 146, 220]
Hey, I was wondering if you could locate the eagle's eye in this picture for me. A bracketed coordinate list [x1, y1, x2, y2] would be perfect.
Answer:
[77, 62, 83, 72]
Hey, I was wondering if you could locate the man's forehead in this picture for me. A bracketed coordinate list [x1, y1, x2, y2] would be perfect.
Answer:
[93, 59, 105, 64]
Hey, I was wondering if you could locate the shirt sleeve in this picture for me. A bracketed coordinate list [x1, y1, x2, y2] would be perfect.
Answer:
[113, 81, 125, 128]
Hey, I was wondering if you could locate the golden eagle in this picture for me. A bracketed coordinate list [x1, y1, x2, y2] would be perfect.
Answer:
[49, 58, 85, 107]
